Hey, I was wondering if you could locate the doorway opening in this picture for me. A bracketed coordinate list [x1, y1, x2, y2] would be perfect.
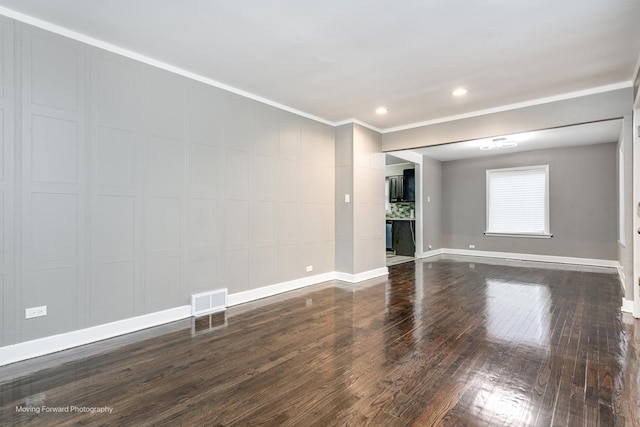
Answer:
[385, 154, 419, 266]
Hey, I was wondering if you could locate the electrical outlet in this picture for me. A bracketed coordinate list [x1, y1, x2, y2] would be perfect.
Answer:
[469, 244, 476, 249]
[306, 265, 313, 272]
[25, 305, 47, 319]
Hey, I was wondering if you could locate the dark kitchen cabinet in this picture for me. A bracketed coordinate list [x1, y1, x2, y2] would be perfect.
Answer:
[387, 168, 415, 202]
[402, 169, 415, 202]
[388, 175, 404, 202]
[392, 220, 415, 256]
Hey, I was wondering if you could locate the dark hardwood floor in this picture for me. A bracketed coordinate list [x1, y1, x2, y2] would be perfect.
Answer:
[1, 256, 639, 426]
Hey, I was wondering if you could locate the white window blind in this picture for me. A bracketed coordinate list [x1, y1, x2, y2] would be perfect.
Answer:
[486, 165, 550, 236]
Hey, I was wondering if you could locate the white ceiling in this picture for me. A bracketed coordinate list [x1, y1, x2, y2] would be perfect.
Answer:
[387, 119, 622, 162]
[0, 0, 638, 130]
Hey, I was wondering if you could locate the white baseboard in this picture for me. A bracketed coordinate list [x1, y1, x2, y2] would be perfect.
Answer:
[227, 272, 336, 306]
[3, 251, 620, 367]
[334, 267, 389, 284]
[622, 298, 634, 313]
[0, 306, 191, 367]
[0, 268, 391, 366]
[227, 268, 389, 306]
[440, 248, 619, 268]
[420, 248, 444, 258]
[617, 264, 626, 292]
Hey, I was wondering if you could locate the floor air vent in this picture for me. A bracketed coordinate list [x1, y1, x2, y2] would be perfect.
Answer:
[191, 289, 228, 316]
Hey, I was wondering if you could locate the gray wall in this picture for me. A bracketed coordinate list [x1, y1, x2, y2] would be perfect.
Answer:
[442, 143, 617, 260]
[352, 124, 385, 274]
[2, 22, 336, 346]
[335, 124, 354, 274]
[422, 156, 442, 252]
[0, 16, 14, 348]
[0, 13, 632, 349]
[335, 124, 386, 275]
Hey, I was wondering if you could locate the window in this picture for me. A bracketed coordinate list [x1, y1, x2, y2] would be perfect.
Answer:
[485, 165, 551, 237]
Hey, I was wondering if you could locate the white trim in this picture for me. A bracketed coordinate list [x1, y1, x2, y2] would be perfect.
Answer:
[420, 248, 444, 258]
[0, 6, 631, 136]
[633, 53, 640, 94]
[0, 6, 333, 127]
[0, 306, 191, 367]
[385, 150, 423, 164]
[0, 256, 624, 365]
[617, 265, 635, 316]
[385, 150, 424, 255]
[0, 269, 391, 366]
[227, 272, 336, 307]
[619, 135, 626, 243]
[618, 263, 626, 292]
[382, 82, 632, 134]
[622, 298, 634, 313]
[334, 267, 389, 284]
[633, 106, 640, 318]
[440, 248, 619, 268]
[334, 118, 383, 133]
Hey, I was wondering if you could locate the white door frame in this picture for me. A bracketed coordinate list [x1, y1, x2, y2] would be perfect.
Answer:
[385, 151, 423, 257]
[633, 103, 640, 318]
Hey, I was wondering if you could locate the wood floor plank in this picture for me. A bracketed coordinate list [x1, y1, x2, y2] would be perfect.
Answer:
[1, 256, 638, 426]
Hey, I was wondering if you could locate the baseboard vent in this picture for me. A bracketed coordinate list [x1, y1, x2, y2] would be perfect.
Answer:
[191, 289, 228, 316]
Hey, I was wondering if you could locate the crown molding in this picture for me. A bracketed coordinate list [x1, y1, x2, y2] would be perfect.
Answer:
[333, 118, 383, 133]
[0, 6, 334, 126]
[0, 6, 632, 134]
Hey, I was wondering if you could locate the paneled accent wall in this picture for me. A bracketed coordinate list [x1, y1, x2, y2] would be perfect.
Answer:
[1, 21, 335, 346]
[89, 49, 141, 326]
[185, 81, 224, 296]
[334, 124, 354, 274]
[20, 26, 86, 342]
[335, 123, 385, 275]
[142, 66, 187, 314]
[352, 125, 385, 273]
[0, 17, 14, 347]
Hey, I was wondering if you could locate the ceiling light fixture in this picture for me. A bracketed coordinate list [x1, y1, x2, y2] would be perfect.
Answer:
[452, 87, 468, 97]
[376, 106, 388, 114]
[480, 137, 518, 151]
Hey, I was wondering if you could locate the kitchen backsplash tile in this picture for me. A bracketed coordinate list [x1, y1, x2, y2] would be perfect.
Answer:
[386, 202, 415, 219]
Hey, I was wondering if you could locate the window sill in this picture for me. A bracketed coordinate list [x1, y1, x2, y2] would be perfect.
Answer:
[484, 232, 553, 239]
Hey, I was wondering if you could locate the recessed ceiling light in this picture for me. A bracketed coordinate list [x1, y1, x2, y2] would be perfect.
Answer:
[452, 87, 468, 97]
[376, 106, 388, 114]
